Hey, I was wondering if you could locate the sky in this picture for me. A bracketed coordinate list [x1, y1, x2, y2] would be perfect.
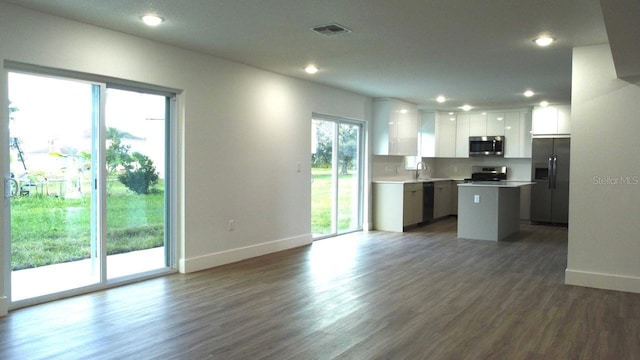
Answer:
[8, 72, 166, 178]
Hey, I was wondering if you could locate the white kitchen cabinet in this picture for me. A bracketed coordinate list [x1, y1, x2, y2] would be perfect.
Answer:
[373, 98, 418, 155]
[433, 181, 451, 218]
[418, 111, 436, 157]
[470, 111, 505, 136]
[487, 112, 505, 136]
[373, 182, 423, 232]
[469, 113, 487, 136]
[532, 104, 571, 135]
[455, 113, 470, 158]
[504, 110, 532, 158]
[435, 111, 456, 157]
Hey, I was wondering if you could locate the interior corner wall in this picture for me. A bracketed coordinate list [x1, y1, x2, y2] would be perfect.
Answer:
[0, 0, 372, 300]
[566, 43, 640, 293]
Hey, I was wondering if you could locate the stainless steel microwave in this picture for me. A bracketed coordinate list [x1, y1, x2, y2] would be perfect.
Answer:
[469, 136, 504, 156]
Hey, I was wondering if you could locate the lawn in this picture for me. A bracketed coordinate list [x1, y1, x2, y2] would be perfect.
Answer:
[311, 168, 359, 236]
[10, 181, 164, 270]
[12, 170, 354, 269]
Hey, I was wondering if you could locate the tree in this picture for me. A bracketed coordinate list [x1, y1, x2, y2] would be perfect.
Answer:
[118, 152, 159, 195]
[106, 127, 131, 179]
[312, 121, 358, 174]
[106, 127, 159, 194]
[338, 124, 358, 174]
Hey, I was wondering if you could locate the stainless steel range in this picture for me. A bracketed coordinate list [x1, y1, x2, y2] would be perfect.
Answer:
[465, 166, 508, 182]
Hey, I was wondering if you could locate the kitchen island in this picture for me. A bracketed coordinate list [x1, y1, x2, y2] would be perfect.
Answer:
[457, 182, 533, 241]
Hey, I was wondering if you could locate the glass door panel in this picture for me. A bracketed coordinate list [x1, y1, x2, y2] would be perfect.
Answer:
[8, 72, 100, 301]
[104, 88, 168, 279]
[311, 117, 363, 239]
[337, 123, 362, 233]
[311, 119, 336, 237]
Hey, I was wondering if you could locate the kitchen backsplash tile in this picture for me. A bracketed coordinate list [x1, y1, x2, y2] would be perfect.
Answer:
[372, 156, 531, 181]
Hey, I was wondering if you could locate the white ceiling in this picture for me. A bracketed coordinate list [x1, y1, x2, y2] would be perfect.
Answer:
[3, 0, 610, 111]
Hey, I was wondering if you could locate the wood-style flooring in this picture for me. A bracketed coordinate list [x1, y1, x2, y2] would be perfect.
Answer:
[1, 218, 639, 359]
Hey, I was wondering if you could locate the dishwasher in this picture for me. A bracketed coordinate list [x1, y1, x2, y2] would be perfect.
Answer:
[423, 182, 435, 222]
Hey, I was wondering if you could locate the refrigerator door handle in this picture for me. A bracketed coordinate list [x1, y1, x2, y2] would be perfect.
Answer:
[548, 157, 553, 190]
[552, 156, 558, 189]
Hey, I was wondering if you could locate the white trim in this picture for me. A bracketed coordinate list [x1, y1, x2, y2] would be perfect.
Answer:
[179, 234, 312, 273]
[565, 268, 640, 294]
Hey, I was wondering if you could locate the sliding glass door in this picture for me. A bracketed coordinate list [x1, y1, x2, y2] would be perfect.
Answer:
[311, 116, 363, 239]
[8, 72, 101, 301]
[6, 70, 174, 305]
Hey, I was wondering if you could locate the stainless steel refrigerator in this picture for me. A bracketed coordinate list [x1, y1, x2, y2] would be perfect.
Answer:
[530, 138, 570, 224]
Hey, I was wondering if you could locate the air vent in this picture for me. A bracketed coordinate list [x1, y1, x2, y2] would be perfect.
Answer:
[311, 23, 352, 36]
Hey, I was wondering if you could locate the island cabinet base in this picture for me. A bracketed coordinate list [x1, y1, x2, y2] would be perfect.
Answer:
[457, 186, 521, 241]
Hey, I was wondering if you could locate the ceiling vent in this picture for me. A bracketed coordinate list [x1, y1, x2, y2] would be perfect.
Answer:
[311, 23, 352, 36]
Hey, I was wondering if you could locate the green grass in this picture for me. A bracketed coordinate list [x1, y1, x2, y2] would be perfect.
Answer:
[10, 180, 165, 270]
[311, 168, 359, 236]
[12, 170, 356, 268]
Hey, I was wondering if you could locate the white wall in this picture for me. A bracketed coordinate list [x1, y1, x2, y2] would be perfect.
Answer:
[0, 3, 372, 313]
[566, 44, 640, 293]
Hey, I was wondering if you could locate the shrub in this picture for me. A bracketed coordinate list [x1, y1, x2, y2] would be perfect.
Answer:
[118, 152, 159, 194]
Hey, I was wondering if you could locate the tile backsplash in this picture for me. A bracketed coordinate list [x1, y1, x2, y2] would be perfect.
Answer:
[372, 156, 532, 181]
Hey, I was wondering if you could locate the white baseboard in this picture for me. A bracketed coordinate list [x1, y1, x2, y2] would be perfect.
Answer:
[179, 234, 312, 273]
[565, 268, 640, 294]
[0, 296, 8, 317]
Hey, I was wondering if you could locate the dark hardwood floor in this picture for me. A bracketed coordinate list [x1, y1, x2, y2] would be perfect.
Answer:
[1, 218, 639, 359]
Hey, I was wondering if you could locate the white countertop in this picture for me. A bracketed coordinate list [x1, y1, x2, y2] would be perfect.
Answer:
[457, 181, 535, 188]
[372, 177, 457, 184]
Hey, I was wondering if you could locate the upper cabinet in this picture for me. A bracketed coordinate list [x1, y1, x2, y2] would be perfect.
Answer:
[532, 105, 571, 135]
[503, 111, 532, 158]
[469, 112, 505, 136]
[373, 98, 418, 156]
[418, 111, 436, 157]
[469, 113, 487, 136]
[413, 108, 532, 159]
[455, 113, 470, 158]
[487, 112, 506, 136]
[435, 111, 457, 157]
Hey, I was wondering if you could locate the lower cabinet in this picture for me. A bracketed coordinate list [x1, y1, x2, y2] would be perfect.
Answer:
[433, 181, 452, 218]
[403, 183, 423, 226]
[373, 182, 423, 232]
[450, 180, 462, 215]
[373, 181, 457, 232]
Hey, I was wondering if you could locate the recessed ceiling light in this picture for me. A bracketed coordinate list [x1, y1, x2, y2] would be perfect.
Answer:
[448, 112, 454, 115]
[534, 36, 555, 47]
[141, 14, 164, 27]
[540, 101, 550, 107]
[305, 65, 319, 74]
[436, 95, 446, 103]
[461, 104, 472, 111]
[400, 109, 408, 114]
[524, 90, 535, 97]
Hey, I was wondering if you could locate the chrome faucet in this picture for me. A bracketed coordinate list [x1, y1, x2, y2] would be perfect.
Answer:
[415, 161, 428, 179]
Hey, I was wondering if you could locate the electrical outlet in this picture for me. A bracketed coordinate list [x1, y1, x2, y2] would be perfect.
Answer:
[228, 219, 234, 231]
[474, 195, 480, 204]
